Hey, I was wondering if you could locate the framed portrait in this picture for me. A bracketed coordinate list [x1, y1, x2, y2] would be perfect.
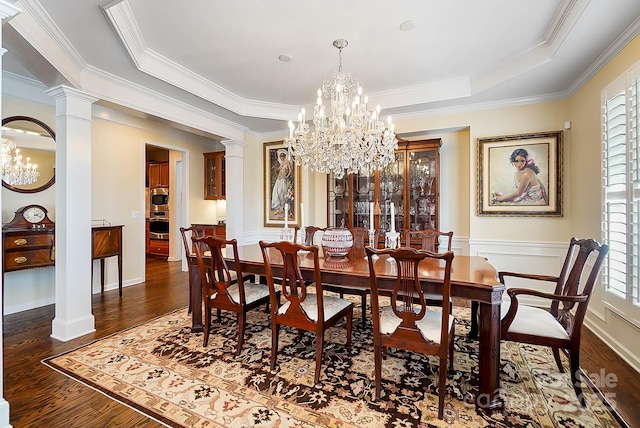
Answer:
[264, 141, 302, 227]
[478, 131, 563, 217]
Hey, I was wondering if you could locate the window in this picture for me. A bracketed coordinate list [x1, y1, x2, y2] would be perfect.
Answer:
[601, 60, 640, 325]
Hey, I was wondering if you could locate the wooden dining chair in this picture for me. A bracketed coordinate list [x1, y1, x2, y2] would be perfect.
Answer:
[299, 226, 326, 245]
[405, 229, 453, 252]
[499, 237, 608, 406]
[365, 246, 455, 419]
[180, 226, 208, 313]
[318, 226, 376, 327]
[193, 236, 274, 355]
[259, 240, 353, 384]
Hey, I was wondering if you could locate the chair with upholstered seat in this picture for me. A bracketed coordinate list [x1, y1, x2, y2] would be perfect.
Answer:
[318, 226, 377, 327]
[296, 225, 326, 245]
[180, 226, 208, 314]
[193, 236, 275, 355]
[405, 229, 453, 252]
[499, 237, 608, 406]
[259, 240, 353, 384]
[365, 246, 455, 419]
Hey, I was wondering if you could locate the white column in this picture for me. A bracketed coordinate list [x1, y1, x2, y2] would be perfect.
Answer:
[46, 85, 97, 341]
[221, 140, 246, 244]
[0, 3, 21, 426]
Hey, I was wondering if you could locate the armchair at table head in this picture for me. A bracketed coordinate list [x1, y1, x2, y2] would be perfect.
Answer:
[180, 225, 209, 314]
[365, 246, 455, 420]
[192, 235, 274, 355]
[258, 240, 353, 384]
[499, 237, 609, 406]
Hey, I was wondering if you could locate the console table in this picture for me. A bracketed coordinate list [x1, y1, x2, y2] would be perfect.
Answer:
[92, 225, 124, 296]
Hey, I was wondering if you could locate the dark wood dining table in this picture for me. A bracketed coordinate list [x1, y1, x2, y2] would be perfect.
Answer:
[188, 243, 505, 412]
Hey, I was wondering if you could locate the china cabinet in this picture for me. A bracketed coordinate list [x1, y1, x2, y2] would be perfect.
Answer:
[327, 138, 441, 242]
[204, 152, 225, 200]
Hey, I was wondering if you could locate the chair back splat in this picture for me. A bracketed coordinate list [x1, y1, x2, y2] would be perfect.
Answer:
[365, 246, 455, 419]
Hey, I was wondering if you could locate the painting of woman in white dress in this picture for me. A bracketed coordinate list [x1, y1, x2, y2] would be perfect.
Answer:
[478, 131, 562, 217]
[493, 148, 548, 205]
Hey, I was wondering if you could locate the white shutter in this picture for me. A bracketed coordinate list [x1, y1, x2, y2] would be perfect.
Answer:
[602, 61, 640, 321]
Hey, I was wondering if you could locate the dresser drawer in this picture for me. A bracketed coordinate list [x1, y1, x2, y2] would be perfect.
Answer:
[4, 233, 54, 249]
[4, 248, 55, 272]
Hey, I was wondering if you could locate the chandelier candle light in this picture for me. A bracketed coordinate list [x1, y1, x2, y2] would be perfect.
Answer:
[284, 39, 398, 179]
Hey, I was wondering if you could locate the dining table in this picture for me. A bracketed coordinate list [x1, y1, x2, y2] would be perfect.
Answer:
[187, 243, 505, 412]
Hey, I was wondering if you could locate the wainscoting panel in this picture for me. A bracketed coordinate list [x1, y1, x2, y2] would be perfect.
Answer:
[470, 239, 567, 307]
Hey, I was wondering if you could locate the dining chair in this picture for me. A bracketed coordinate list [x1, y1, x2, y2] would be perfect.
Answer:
[315, 225, 373, 327]
[499, 237, 608, 406]
[365, 246, 455, 419]
[388, 229, 454, 310]
[180, 226, 208, 313]
[259, 240, 353, 384]
[293, 225, 326, 245]
[404, 229, 453, 252]
[192, 236, 274, 355]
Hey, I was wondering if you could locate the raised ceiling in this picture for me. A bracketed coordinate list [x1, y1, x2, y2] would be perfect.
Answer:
[3, 0, 640, 137]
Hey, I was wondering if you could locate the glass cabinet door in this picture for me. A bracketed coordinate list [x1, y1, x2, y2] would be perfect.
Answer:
[350, 170, 375, 229]
[408, 149, 437, 231]
[328, 175, 350, 227]
[379, 152, 404, 234]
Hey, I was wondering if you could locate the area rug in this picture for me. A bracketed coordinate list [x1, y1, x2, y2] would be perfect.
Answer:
[43, 304, 626, 428]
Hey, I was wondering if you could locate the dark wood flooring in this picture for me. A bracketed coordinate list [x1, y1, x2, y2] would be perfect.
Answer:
[3, 257, 639, 427]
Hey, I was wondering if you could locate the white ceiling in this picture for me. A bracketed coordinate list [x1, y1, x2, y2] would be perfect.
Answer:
[3, 0, 640, 137]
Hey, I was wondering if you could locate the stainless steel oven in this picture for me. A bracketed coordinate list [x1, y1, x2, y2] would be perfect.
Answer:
[149, 217, 169, 240]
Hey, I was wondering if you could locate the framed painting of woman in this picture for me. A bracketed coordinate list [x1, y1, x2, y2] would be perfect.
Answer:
[263, 141, 302, 227]
[478, 131, 563, 216]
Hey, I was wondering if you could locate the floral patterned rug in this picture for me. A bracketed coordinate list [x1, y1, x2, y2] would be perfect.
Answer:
[43, 304, 626, 427]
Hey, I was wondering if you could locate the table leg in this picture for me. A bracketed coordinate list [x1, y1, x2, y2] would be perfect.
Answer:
[100, 259, 105, 293]
[190, 260, 204, 333]
[118, 252, 123, 297]
[476, 301, 503, 412]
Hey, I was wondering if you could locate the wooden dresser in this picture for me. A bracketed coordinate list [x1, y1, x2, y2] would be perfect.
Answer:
[92, 225, 124, 296]
[2, 205, 56, 305]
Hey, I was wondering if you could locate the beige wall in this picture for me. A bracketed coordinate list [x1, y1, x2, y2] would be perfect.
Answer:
[569, 33, 640, 368]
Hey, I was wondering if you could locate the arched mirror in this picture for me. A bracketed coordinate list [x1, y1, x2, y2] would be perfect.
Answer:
[1, 115, 55, 193]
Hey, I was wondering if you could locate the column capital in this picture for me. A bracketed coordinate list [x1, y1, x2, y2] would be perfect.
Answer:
[221, 139, 247, 157]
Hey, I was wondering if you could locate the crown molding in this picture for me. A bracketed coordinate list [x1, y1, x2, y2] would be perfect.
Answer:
[102, 0, 299, 121]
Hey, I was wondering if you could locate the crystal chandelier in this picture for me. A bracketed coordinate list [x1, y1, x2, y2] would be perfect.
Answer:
[1, 137, 39, 186]
[284, 39, 397, 179]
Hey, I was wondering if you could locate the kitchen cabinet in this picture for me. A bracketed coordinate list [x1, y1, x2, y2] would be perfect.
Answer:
[148, 161, 169, 188]
[148, 239, 169, 257]
[204, 152, 225, 200]
[327, 138, 441, 243]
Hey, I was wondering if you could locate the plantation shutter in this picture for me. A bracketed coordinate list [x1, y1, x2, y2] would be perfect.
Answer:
[602, 63, 640, 319]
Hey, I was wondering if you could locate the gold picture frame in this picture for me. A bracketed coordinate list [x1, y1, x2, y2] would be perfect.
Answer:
[263, 141, 301, 227]
[478, 131, 563, 216]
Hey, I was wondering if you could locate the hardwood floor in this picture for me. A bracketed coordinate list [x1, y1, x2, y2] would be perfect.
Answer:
[3, 256, 639, 427]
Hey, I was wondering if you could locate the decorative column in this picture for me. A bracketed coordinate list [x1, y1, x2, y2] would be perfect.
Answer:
[46, 85, 97, 341]
[221, 140, 246, 244]
[0, 3, 21, 426]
